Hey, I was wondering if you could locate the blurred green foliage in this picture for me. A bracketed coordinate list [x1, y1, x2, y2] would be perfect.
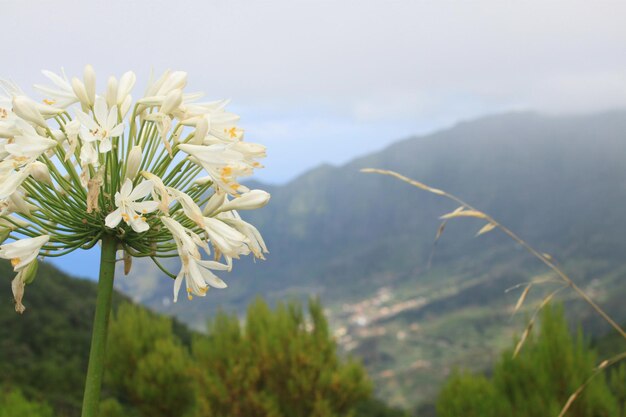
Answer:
[104, 298, 375, 417]
[0, 260, 127, 416]
[190, 298, 371, 417]
[0, 259, 401, 417]
[437, 305, 625, 417]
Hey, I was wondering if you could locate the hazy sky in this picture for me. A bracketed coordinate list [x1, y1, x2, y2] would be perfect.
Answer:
[3, 0, 625, 277]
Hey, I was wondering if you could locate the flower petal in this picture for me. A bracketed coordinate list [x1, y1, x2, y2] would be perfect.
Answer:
[105, 207, 123, 229]
[128, 180, 154, 201]
[173, 271, 184, 303]
[129, 200, 159, 213]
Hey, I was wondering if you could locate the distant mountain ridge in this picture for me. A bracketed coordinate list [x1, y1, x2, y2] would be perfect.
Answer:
[116, 110, 626, 407]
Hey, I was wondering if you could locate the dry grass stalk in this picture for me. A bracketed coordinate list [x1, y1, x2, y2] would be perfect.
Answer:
[361, 167, 626, 341]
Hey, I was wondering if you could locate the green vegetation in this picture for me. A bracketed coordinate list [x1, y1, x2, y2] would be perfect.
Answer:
[437, 305, 625, 417]
[0, 260, 128, 416]
[1, 259, 399, 416]
[104, 298, 375, 417]
[0, 389, 55, 417]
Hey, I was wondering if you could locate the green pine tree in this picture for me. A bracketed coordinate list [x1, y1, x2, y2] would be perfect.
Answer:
[104, 303, 194, 417]
[190, 297, 372, 417]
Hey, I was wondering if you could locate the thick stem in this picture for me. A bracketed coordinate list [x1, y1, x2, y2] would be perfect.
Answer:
[81, 234, 117, 417]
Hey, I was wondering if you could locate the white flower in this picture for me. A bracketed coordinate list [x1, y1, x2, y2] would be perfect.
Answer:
[176, 257, 228, 301]
[12, 95, 63, 128]
[76, 97, 125, 152]
[105, 179, 159, 233]
[178, 143, 254, 195]
[0, 168, 31, 200]
[180, 102, 244, 141]
[33, 69, 78, 109]
[217, 190, 270, 213]
[145, 70, 188, 98]
[5, 119, 57, 159]
[71, 64, 96, 108]
[0, 66, 271, 310]
[202, 216, 250, 259]
[141, 172, 171, 213]
[0, 235, 49, 271]
[161, 216, 228, 302]
[167, 188, 204, 228]
[218, 211, 268, 260]
[11, 258, 38, 314]
[64, 120, 81, 161]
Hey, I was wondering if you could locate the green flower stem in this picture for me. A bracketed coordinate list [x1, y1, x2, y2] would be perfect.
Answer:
[81, 234, 117, 417]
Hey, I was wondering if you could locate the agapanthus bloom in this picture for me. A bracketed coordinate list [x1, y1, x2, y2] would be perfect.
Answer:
[0, 66, 269, 312]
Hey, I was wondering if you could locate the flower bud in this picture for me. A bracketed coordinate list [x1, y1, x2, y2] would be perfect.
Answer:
[190, 117, 208, 145]
[30, 161, 53, 185]
[203, 190, 226, 216]
[218, 190, 270, 213]
[8, 193, 38, 215]
[106, 76, 118, 108]
[158, 71, 187, 95]
[120, 95, 132, 119]
[124, 145, 142, 181]
[71, 78, 91, 108]
[161, 89, 183, 115]
[84, 64, 96, 106]
[117, 71, 136, 105]
[12, 96, 46, 128]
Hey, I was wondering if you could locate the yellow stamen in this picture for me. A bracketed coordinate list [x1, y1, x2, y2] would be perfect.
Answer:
[11, 258, 20, 267]
[43, 98, 56, 105]
[121, 213, 130, 222]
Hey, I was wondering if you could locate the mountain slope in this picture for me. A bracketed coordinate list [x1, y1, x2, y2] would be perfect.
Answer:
[117, 110, 626, 406]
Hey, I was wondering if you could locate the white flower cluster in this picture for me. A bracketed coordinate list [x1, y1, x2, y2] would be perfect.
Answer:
[0, 65, 269, 312]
